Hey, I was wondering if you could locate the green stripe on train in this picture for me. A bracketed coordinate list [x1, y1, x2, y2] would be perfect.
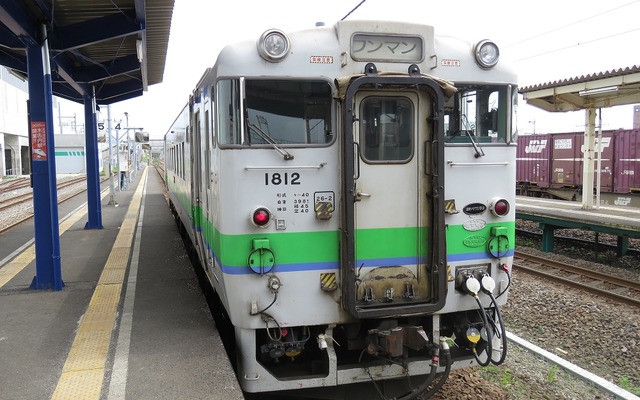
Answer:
[196, 206, 428, 268]
[445, 222, 516, 254]
[354, 227, 428, 260]
[180, 201, 514, 270]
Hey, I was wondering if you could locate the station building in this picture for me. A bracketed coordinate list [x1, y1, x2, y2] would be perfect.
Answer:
[0, 65, 138, 177]
[0, 66, 30, 177]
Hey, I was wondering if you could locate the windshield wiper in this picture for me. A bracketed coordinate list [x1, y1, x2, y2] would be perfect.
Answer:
[461, 114, 485, 158]
[248, 123, 294, 161]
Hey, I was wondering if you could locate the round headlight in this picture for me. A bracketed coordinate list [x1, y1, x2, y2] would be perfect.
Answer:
[257, 29, 290, 62]
[474, 40, 499, 69]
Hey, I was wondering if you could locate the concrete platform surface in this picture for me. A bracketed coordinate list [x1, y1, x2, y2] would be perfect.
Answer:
[0, 167, 243, 400]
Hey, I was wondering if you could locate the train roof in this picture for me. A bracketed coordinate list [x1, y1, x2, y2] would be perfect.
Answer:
[210, 20, 517, 85]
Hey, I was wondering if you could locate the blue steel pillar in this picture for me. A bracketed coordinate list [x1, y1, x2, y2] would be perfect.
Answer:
[84, 89, 103, 229]
[28, 25, 63, 290]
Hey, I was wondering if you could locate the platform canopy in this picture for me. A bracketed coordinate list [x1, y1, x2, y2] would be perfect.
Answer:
[0, 0, 174, 105]
[519, 65, 640, 210]
[519, 65, 640, 112]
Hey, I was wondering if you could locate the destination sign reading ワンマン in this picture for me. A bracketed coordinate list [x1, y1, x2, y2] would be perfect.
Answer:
[351, 34, 423, 62]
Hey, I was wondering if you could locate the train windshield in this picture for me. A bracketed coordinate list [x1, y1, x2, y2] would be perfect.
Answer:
[217, 79, 333, 146]
[444, 84, 514, 144]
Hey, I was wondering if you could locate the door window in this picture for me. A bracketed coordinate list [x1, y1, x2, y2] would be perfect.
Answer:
[360, 97, 413, 163]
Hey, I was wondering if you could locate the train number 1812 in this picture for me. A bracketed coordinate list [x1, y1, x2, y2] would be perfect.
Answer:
[264, 172, 301, 186]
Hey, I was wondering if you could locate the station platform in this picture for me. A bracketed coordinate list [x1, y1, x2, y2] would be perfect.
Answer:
[516, 196, 640, 254]
[0, 167, 244, 400]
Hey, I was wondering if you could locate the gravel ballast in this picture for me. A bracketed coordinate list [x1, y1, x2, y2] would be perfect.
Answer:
[430, 221, 640, 399]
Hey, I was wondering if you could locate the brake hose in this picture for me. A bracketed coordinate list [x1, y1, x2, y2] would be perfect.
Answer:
[420, 339, 452, 399]
[496, 263, 511, 299]
[471, 293, 493, 367]
[488, 291, 508, 365]
[388, 339, 451, 400]
[479, 272, 508, 365]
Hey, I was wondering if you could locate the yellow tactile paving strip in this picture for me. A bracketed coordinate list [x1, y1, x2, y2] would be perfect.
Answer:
[0, 247, 36, 288]
[51, 168, 148, 400]
[0, 190, 109, 289]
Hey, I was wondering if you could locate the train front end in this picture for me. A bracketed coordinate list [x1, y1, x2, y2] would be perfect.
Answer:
[209, 20, 517, 398]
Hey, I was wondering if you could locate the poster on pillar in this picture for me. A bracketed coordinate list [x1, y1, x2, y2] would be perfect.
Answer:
[31, 121, 48, 161]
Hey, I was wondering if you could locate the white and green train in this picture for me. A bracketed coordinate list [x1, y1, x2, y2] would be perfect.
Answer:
[165, 20, 517, 399]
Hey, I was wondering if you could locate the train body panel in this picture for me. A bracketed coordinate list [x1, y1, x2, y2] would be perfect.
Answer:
[441, 145, 515, 313]
[164, 20, 516, 398]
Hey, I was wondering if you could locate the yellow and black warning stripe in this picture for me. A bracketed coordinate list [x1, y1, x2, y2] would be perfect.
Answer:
[320, 273, 338, 291]
[444, 199, 459, 214]
[315, 201, 334, 220]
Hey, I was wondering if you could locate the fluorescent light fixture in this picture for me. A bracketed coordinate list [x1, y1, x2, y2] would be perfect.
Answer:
[136, 39, 143, 63]
[8, 68, 26, 81]
[578, 86, 618, 97]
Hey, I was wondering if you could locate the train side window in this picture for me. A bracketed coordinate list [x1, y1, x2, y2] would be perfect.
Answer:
[511, 87, 519, 143]
[244, 79, 333, 146]
[360, 97, 413, 163]
[444, 85, 509, 144]
[216, 79, 242, 145]
[208, 85, 217, 149]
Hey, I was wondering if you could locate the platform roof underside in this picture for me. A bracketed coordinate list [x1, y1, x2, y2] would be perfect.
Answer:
[0, 0, 174, 105]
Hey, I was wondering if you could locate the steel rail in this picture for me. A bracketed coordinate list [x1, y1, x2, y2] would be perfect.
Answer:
[0, 176, 108, 235]
[513, 252, 640, 307]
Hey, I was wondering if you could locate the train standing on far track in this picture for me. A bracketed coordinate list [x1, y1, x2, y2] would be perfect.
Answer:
[517, 129, 640, 207]
[164, 20, 516, 399]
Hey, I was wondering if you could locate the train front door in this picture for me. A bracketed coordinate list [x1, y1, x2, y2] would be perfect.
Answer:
[341, 76, 446, 318]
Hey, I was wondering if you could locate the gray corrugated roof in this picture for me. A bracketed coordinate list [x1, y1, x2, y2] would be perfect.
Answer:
[0, 0, 174, 104]
[518, 65, 640, 112]
[520, 65, 640, 92]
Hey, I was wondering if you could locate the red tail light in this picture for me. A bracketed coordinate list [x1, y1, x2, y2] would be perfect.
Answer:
[252, 207, 271, 227]
[490, 198, 510, 217]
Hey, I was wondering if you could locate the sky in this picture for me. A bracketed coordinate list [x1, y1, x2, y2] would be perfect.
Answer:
[59, 0, 640, 139]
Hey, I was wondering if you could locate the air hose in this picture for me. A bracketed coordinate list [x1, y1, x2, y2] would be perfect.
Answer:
[420, 338, 452, 399]
[479, 272, 508, 365]
[471, 292, 493, 367]
[388, 339, 451, 400]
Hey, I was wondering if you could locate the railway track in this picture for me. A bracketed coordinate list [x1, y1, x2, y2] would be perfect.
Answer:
[0, 176, 88, 213]
[0, 176, 32, 195]
[154, 163, 165, 185]
[513, 252, 640, 307]
[0, 176, 109, 235]
[516, 227, 640, 259]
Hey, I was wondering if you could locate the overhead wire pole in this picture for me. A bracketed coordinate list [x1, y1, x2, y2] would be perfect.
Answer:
[107, 105, 116, 205]
[125, 112, 130, 184]
[115, 121, 123, 191]
[118, 125, 145, 186]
